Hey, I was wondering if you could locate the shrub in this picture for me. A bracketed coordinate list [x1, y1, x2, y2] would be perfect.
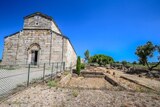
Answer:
[76, 56, 81, 75]
[47, 80, 57, 88]
[132, 61, 137, 65]
[89, 54, 114, 66]
[63, 71, 70, 75]
[90, 63, 99, 67]
[122, 60, 127, 66]
[72, 90, 78, 97]
[81, 63, 85, 69]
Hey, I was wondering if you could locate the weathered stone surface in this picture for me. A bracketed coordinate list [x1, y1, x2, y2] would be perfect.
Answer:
[23, 12, 61, 34]
[59, 73, 72, 87]
[2, 12, 77, 68]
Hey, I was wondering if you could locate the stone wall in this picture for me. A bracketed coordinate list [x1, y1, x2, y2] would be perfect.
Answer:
[2, 33, 19, 65]
[63, 39, 77, 68]
[24, 15, 61, 34]
[50, 32, 63, 63]
[50, 32, 77, 68]
[2, 30, 77, 67]
[24, 16, 51, 30]
[51, 21, 61, 34]
[16, 30, 52, 65]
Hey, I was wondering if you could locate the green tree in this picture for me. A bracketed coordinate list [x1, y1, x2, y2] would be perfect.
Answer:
[84, 50, 90, 63]
[76, 56, 81, 75]
[132, 61, 137, 65]
[116, 61, 120, 63]
[132, 61, 137, 68]
[122, 60, 127, 66]
[135, 41, 160, 71]
[89, 54, 114, 66]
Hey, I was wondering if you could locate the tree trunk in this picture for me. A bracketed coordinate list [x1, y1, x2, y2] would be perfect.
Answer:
[146, 61, 160, 71]
[150, 61, 160, 71]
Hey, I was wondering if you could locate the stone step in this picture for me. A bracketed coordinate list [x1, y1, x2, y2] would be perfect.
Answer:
[83, 74, 105, 78]
[81, 71, 104, 75]
[81, 71, 105, 78]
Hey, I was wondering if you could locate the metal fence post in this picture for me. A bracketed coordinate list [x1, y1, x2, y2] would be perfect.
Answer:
[27, 64, 30, 87]
[60, 62, 61, 72]
[57, 62, 58, 74]
[63, 62, 65, 71]
[60, 62, 62, 72]
[51, 63, 54, 79]
[43, 63, 46, 82]
[70, 62, 72, 73]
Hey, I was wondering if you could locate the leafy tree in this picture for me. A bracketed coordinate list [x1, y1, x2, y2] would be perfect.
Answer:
[76, 56, 81, 75]
[132, 61, 137, 68]
[132, 61, 137, 65]
[116, 61, 120, 63]
[122, 60, 127, 66]
[0, 59, 1, 63]
[89, 54, 114, 66]
[84, 50, 90, 63]
[135, 41, 160, 71]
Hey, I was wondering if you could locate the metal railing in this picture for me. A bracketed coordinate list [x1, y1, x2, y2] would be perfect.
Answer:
[0, 62, 65, 100]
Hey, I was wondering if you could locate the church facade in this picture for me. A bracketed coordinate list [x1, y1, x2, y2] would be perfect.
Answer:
[2, 12, 77, 67]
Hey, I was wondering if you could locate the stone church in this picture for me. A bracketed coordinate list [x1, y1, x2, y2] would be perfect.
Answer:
[2, 12, 77, 67]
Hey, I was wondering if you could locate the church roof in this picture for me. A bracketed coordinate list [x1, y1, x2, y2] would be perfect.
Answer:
[4, 31, 21, 38]
[24, 12, 53, 21]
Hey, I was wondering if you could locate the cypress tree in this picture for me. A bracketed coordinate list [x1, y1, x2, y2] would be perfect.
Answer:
[76, 56, 81, 75]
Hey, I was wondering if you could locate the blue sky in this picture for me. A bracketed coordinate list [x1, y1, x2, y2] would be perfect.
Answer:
[0, 0, 160, 62]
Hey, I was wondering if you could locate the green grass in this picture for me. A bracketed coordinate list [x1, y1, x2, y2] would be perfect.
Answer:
[63, 71, 70, 75]
[72, 90, 79, 97]
[1, 67, 16, 70]
[47, 80, 58, 88]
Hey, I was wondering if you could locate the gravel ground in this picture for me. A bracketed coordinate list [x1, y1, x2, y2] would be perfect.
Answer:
[1, 85, 160, 107]
[67, 77, 113, 89]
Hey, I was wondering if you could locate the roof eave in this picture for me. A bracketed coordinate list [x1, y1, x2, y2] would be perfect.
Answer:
[23, 12, 53, 21]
